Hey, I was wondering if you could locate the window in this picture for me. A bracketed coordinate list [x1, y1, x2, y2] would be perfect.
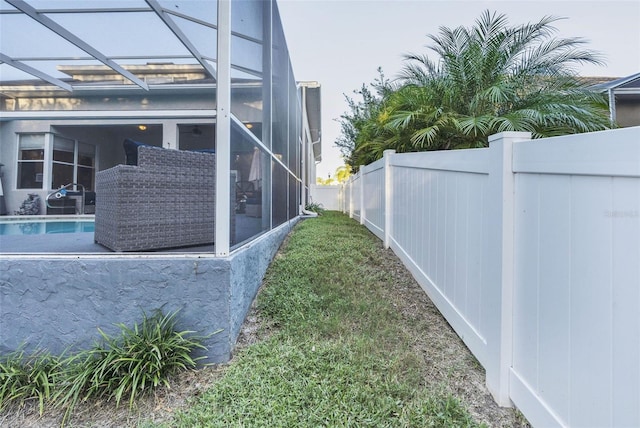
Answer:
[77, 143, 96, 191]
[51, 136, 96, 191]
[17, 134, 45, 189]
[52, 136, 75, 190]
[16, 133, 96, 191]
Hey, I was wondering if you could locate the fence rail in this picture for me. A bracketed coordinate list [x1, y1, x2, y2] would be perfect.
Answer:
[340, 128, 640, 428]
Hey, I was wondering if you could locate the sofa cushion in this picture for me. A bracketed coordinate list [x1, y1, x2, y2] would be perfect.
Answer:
[123, 138, 152, 166]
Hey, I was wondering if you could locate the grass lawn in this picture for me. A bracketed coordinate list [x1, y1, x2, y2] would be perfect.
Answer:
[167, 212, 523, 427]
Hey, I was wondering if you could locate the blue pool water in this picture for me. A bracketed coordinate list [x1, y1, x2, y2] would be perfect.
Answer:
[0, 220, 95, 236]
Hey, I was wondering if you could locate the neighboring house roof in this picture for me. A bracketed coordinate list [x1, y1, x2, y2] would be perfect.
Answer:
[590, 72, 640, 92]
[585, 72, 640, 127]
[579, 76, 620, 87]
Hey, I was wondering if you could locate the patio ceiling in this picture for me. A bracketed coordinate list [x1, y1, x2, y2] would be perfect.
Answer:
[0, 0, 247, 93]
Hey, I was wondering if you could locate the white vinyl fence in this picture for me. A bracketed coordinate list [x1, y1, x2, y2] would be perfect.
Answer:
[340, 128, 640, 428]
[309, 184, 341, 211]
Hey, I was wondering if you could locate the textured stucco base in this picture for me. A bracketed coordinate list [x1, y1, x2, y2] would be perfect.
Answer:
[0, 219, 298, 363]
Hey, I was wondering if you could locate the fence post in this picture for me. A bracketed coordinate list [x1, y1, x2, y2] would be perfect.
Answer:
[359, 167, 365, 225]
[485, 131, 531, 406]
[346, 174, 355, 218]
[383, 149, 395, 249]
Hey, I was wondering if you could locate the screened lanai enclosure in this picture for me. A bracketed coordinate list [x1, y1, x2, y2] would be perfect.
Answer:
[0, 1, 321, 363]
[0, 0, 321, 255]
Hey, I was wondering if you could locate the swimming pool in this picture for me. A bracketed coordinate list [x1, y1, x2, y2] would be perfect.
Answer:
[0, 218, 95, 236]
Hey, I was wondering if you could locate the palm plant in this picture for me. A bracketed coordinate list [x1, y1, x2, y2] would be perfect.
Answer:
[376, 10, 611, 152]
[334, 164, 352, 183]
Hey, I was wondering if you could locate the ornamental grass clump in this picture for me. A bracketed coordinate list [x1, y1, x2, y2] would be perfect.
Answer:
[0, 349, 59, 415]
[304, 201, 325, 215]
[54, 309, 210, 423]
[1, 309, 213, 426]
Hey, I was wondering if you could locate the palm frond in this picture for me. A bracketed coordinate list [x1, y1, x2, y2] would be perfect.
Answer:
[410, 125, 440, 149]
[457, 115, 494, 136]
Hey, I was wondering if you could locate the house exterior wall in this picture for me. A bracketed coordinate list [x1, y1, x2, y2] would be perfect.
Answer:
[1, 91, 216, 113]
[0, 121, 21, 214]
[0, 118, 164, 214]
[616, 98, 640, 127]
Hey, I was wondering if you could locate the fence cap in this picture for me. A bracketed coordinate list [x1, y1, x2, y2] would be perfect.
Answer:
[488, 132, 531, 143]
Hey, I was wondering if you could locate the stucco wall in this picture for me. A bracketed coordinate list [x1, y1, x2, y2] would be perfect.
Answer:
[0, 219, 299, 363]
[0, 256, 232, 362]
[228, 220, 296, 343]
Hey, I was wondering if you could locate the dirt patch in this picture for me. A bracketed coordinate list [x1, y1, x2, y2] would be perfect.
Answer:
[1, 243, 529, 427]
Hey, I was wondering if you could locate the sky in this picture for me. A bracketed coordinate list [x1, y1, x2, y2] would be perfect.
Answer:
[277, 0, 640, 180]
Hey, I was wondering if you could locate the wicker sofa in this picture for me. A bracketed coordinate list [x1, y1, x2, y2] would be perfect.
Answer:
[95, 143, 234, 252]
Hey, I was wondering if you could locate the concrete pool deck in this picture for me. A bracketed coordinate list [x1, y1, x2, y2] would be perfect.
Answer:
[0, 213, 263, 254]
[0, 232, 214, 254]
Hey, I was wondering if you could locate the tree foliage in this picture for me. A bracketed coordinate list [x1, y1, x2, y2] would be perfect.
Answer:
[335, 68, 396, 168]
[336, 11, 612, 168]
[316, 164, 352, 185]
